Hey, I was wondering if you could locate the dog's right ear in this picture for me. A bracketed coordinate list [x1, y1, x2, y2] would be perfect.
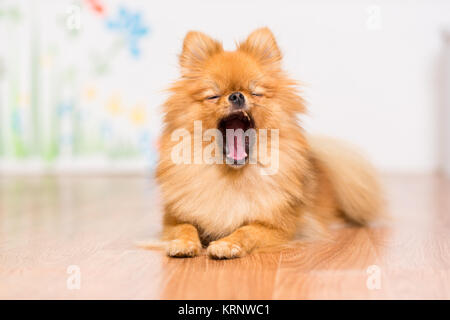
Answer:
[239, 27, 281, 69]
[179, 31, 223, 75]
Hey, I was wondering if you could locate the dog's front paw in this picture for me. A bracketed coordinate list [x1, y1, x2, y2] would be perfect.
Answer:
[207, 240, 244, 259]
[166, 239, 202, 257]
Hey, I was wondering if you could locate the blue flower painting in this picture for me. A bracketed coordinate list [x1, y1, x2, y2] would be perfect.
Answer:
[106, 6, 149, 57]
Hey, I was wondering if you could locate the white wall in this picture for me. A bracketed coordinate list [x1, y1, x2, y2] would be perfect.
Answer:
[2, 0, 449, 173]
[143, 0, 450, 173]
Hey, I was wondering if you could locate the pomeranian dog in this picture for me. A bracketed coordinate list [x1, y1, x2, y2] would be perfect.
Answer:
[155, 27, 382, 259]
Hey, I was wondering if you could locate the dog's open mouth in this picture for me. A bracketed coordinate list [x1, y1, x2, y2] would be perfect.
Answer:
[218, 111, 255, 166]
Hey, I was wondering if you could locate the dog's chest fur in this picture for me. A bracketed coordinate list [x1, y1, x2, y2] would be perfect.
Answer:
[161, 163, 298, 240]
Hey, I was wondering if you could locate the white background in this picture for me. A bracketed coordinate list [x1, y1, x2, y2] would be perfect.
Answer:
[141, 0, 450, 174]
[2, 0, 450, 174]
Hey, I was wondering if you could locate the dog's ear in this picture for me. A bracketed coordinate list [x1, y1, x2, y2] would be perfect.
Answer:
[180, 31, 223, 75]
[239, 27, 281, 68]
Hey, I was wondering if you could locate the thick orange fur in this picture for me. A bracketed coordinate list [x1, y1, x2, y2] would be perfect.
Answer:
[155, 28, 383, 259]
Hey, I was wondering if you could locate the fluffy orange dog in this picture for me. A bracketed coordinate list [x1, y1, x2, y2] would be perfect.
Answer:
[156, 28, 382, 259]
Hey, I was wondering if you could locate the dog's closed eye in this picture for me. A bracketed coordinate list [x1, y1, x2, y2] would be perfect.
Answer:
[206, 95, 221, 100]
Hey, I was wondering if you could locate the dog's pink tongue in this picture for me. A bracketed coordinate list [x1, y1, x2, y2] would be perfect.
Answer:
[226, 122, 247, 161]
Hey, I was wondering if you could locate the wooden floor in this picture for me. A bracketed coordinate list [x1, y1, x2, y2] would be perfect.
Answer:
[0, 174, 449, 299]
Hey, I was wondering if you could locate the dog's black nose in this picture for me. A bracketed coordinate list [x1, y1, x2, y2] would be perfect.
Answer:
[228, 92, 245, 108]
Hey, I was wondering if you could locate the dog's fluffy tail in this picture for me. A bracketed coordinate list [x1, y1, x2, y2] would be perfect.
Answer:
[308, 135, 384, 225]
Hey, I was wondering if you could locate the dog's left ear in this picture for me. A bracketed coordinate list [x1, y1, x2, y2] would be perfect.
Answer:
[239, 27, 281, 68]
[180, 31, 223, 75]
